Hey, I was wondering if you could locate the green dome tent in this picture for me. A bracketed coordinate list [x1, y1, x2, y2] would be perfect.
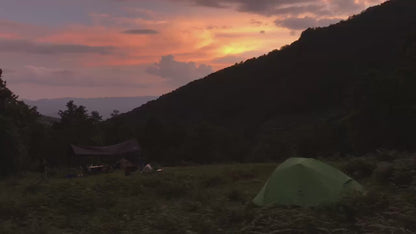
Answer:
[253, 158, 363, 207]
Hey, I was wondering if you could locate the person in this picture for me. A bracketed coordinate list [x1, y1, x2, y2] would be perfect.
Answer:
[77, 166, 84, 177]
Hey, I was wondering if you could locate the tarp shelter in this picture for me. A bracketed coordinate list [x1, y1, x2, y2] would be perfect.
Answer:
[71, 139, 141, 165]
[253, 157, 363, 207]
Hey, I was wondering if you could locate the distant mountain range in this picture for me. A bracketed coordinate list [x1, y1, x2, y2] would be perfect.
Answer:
[107, 0, 416, 163]
[25, 96, 157, 119]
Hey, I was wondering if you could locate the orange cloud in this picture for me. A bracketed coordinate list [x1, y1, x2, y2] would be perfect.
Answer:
[34, 9, 297, 70]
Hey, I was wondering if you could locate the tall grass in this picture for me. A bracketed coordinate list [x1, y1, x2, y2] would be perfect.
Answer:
[0, 157, 415, 233]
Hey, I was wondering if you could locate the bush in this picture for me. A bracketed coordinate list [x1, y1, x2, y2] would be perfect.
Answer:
[391, 170, 414, 187]
[227, 189, 246, 202]
[390, 159, 415, 187]
[327, 189, 390, 223]
[342, 158, 376, 179]
[372, 161, 394, 184]
[376, 149, 398, 161]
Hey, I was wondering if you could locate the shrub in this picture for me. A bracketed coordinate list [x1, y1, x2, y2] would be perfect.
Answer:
[375, 149, 398, 161]
[343, 158, 376, 179]
[372, 161, 394, 184]
[390, 159, 415, 187]
[391, 170, 413, 187]
[227, 189, 245, 202]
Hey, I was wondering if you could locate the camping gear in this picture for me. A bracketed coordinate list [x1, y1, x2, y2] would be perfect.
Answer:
[253, 157, 363, 207]
[87, 164, 105, 174]
[117, 158, 138, 176]
[118, 158, 136, 170]
[142, 164, 153, 173]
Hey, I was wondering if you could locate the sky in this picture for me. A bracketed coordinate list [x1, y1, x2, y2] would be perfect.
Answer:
[0, 0, 385, 100]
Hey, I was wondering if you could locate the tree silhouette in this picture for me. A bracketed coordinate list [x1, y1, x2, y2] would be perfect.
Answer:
[0, 68, 40, 175]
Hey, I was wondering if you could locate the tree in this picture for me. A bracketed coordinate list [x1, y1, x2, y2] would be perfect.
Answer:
[0, 115, 20, 176]
[0, 68, 41, 176]
[58, 100, 89, 126]
[110, 109, 120, 118]
[54, 100, 103, 145]
[90, 111, 102, 123]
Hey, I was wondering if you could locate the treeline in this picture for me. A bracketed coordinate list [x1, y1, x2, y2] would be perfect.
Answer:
[2, 67, 416, 175]
[0, 70, 106, 176]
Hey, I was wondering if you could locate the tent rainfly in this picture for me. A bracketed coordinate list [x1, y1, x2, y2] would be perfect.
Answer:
[253, 157, 363, 207]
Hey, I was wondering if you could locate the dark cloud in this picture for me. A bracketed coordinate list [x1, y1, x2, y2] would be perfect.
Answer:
[192, 0, 225, 8]
[206, 25, 231, 30]
[275, 16, 342, 30]
[147, 55, 213, 85]
[215, 32, 245, 38]
[250, 19, 265, 26]
[122, 29, 159, 34]
[269, 4, 331, 16]
[177, 0, 318, 16]
[0, 39, 113, 55]
[234, 0, 317, 15]
[174, 0, 379, 17]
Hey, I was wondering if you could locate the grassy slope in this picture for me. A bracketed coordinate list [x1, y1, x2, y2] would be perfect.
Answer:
[1, 154, 416, 233]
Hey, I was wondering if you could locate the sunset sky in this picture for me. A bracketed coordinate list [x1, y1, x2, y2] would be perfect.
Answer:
[0, 0, 385, 100]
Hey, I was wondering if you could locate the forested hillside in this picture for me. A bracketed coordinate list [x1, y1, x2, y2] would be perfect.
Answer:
[108, 0, 416, 163]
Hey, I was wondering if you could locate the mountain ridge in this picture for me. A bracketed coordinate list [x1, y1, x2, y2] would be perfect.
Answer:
[107, 0, 416, 162]
[123, 0, 415, 121]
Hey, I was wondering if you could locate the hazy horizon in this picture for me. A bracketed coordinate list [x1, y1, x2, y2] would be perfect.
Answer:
[25, 96, 157, 118]
[23, 95, 157, 102]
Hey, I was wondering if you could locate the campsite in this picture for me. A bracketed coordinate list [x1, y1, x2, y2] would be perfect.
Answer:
[1, 152, 416, 233]
[2, 0, 416, 233]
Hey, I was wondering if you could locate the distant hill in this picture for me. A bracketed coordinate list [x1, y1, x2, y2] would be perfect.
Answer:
[108, 0, 416, 163]
[25, 96, 156, 119]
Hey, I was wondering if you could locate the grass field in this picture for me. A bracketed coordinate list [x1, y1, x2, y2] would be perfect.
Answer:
[1, 154, 416, 233]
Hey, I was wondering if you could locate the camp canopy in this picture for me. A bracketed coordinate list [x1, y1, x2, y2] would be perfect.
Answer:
[70, 139, 141, 165]
[253, 157, 363, 207]
[71, 139, 140, 156]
